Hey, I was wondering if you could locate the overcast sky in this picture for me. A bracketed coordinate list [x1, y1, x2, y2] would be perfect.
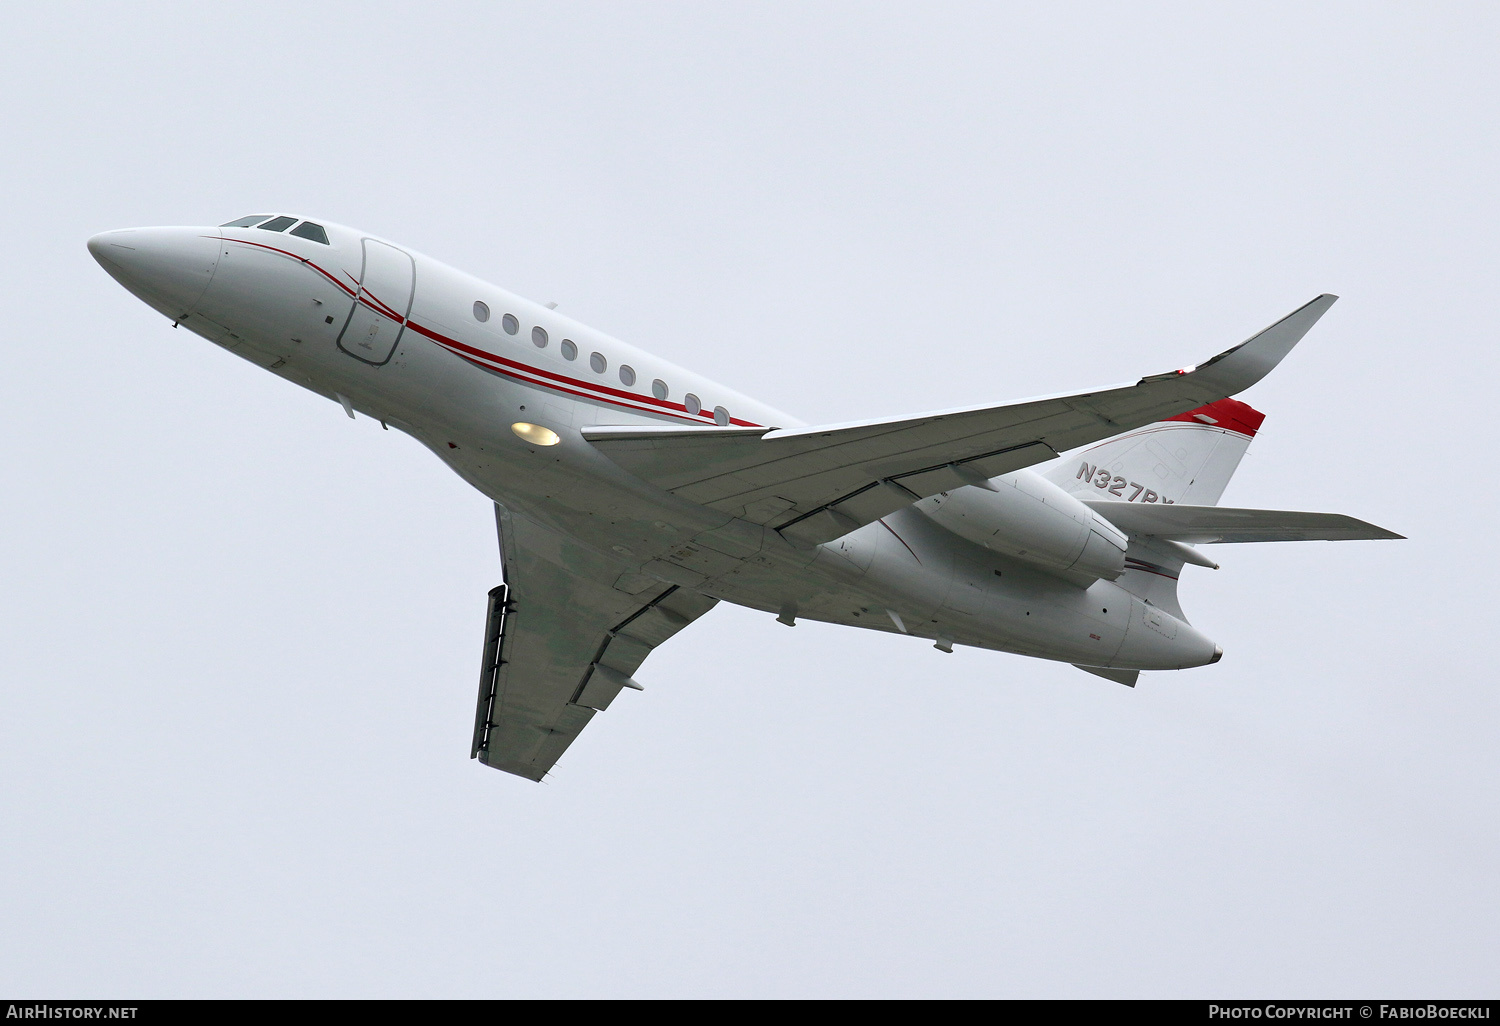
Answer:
[2, 1, 1496, 998]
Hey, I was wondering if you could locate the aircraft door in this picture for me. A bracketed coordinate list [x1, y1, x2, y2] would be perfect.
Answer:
[337, 238, 414, 366]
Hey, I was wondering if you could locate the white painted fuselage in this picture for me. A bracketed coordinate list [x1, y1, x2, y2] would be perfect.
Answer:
[88, 218, 1220, 672]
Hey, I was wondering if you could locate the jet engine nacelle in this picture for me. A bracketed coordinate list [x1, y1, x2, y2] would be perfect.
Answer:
[916, 470, 1129, 581]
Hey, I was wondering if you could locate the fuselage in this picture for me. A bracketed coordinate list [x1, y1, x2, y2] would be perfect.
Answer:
[88, 216, 1220, 671]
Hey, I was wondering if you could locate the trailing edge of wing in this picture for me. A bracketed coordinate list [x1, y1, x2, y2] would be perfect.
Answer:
[584, 296, 1339, 547]
[1082, 500, 1405, 544]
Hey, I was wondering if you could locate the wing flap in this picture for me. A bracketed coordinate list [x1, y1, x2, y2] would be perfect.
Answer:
[1083, 500, 1405, 543]
[586, 296, 1339, 546]
[1075, 664, 1140, 687]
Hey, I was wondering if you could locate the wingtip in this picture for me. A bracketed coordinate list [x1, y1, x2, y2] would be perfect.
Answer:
[1294, 293, 1338, 315]
[1184, 294, 1340, 395]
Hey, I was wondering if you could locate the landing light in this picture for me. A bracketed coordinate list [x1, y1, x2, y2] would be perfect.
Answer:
[511, 422, 560, 446]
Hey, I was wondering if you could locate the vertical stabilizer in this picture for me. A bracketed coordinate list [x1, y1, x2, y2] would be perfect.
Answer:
[1042, 397, 1264, 508]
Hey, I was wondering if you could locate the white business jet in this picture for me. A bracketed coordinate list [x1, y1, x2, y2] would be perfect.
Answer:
[88, 215, 1402, 781]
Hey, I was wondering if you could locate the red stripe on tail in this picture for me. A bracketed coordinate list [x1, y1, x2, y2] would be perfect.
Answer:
[1165, 397, 1265, 438]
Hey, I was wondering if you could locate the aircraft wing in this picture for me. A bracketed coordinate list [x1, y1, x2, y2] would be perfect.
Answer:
[585, 295, 1338, 547]
[1082, 501, 1404, 543]
[471, 505, 718, 781]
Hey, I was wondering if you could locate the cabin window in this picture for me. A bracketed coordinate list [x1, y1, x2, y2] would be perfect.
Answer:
[501, 313, 519, 335]
[684, 393, 701, 416]
[590, 352, 607, 374]
[221, 215, 271, 228]
[472, 301, 490, 323]
[619, 365, 636, 387]
[652, 378, 668, 400]
[289, 221, 330, 245]
[561, 339, 577, 361]
[256, 216, 297, 233]
[714, 405, 730, 426]
[531, 326, 548, 348]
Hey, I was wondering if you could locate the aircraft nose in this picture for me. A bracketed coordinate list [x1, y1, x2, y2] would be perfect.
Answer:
[88, 226, 221, 318]
[85, 232, 113, 263]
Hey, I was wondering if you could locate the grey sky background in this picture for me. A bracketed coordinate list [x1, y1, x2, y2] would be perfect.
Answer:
[2, 1, 1496, 997]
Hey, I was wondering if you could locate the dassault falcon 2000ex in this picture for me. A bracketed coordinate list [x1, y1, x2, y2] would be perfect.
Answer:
[89, 214, 1402, 781]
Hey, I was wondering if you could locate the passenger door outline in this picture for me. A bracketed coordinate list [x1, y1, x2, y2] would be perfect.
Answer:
[336, 238, 415, 366]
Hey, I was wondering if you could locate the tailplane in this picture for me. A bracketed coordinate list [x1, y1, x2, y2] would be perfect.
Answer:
[1043, 398, 1403, 629]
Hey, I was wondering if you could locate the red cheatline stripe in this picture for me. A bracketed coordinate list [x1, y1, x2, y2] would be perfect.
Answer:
[450, 349, 710, 424]
[215, 235, 763, 427]
[209, 235, 358, 298]
[403, 317, 762, 426]
[356, 283, 405, 322]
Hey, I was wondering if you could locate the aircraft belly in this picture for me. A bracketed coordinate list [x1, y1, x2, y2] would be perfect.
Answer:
[316, 363, 1213, 672]
[234, 287, 1219, 674]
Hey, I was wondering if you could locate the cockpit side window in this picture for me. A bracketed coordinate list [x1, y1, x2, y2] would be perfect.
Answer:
[256, 216, 297, 233]
[221, 215, 272, 228]
[289, 221, 330, 245]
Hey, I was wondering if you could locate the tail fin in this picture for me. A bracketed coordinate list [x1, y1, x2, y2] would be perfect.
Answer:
[1042, 397, 1264, 619]
[1042, 397, 1264, 508]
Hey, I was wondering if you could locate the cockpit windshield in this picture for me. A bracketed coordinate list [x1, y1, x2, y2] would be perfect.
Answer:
[289, 221, 329, 244]
[220, 214, 331, 244]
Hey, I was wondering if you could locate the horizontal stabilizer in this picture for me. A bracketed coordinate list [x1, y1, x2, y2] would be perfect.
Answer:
[1083, 500, 1404, 543]
[585, 296, 1338, 547]
[1074, 664, 1139, 687]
